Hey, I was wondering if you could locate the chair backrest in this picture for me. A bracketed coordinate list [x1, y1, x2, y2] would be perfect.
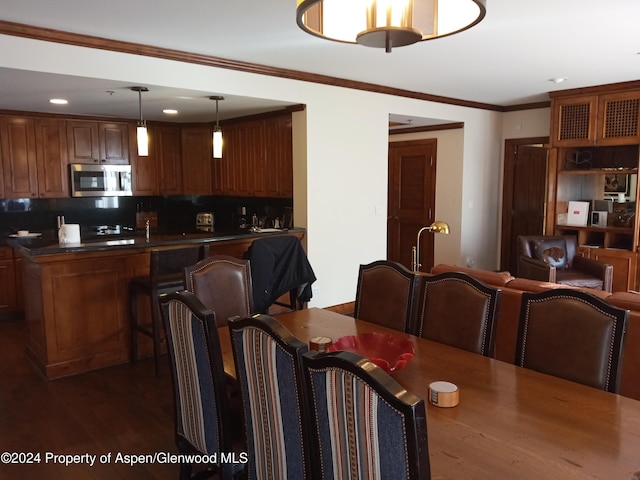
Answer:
[354, 260, 420, 333]
[301, 350, 431, 480]
[184, 255, 254, 327]
[158, 291, 237, 480]
[414, 271, 501, 356]
[228, 314, 311, 480]
[150, 245, 209, 285]
[516, 288, 628, 392]
[517, 235, 578, 264]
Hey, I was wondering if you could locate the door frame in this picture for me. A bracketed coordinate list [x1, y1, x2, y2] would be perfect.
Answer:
[500, 136, 549, 272]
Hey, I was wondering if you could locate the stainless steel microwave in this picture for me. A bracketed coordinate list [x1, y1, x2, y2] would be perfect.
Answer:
[70, 164, 133, 197]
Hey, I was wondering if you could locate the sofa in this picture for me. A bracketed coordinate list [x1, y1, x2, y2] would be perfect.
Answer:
[428, 263, 640, 402]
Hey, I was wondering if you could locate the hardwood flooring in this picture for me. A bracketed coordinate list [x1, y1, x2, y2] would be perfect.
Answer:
[0, 319, 180, 479]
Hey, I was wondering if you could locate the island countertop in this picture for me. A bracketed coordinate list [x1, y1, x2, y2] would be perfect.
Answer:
[8, 227, 305, 257]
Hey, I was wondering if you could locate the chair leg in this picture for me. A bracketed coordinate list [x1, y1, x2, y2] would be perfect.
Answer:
[150, 291, 162, 377]
[129, 285, 139, 364]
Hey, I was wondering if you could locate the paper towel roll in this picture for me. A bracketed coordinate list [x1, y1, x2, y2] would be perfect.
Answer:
[59, 224, 81, 245]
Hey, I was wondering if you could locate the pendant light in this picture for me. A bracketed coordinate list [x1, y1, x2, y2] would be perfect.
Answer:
[210, 96, 224, 159]
[131, 87, 149, 157]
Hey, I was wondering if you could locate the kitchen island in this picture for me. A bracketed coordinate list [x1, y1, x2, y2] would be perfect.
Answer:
[11, 228, 304, 379]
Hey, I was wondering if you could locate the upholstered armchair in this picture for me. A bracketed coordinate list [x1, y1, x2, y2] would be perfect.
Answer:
[517, 235, 613, 292]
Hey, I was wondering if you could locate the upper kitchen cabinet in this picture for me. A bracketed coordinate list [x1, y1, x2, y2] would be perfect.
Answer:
[34, 118, 69, 198]
[155, 125, 183, 195]
[181, 126, 212, 195]
[0, 116, 38, 198]
[264, 115, 293, 198]
[550, 83, 640, 147]
[66, 120, 130, 164]
[131, 123, 158, 196]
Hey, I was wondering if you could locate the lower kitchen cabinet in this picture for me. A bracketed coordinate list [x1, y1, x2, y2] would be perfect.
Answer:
[0, 246, 19, 318]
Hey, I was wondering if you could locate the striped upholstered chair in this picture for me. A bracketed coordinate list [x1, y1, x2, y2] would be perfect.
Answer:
[159, 291, 245, 480]
[228, 314, 312, 480]
[301, 350, 431, 480]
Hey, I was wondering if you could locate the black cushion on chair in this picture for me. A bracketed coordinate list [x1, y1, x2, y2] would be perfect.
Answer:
[531, 238, 568, 269]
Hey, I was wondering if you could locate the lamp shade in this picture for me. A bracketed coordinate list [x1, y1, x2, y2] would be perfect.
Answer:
[137, 125, 149, 157]
[296, 0, 486, 52]
[213, 128, 223, 159]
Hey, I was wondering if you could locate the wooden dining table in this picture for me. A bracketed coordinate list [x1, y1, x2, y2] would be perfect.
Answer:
[218, 307, 640, 479]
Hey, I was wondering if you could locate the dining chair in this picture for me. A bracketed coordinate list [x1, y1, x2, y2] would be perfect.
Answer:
[354, 260, 420, 333]
[130, 245, 208, 376]
[159, 291, 245, 480]
[414, 271, 501, 356]
[301, 349, 431, 480]
[516, 288, 628, 392]
[184, 255, 254, 327]
[228, 313, 312, 480]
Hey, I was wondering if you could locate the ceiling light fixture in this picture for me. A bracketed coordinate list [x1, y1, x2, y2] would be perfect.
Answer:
[163, 109, 178, 115]
[296, 0, 486, 53]
[131, 87, 149, 157]
[210, 96, 224, 159]
[49, 98, 68, 105]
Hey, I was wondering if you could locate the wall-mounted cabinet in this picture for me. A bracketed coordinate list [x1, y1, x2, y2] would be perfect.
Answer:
[66, 120, 130, 165]
[181, 126, 212, 195]
[550, 87, 640, 147]
[0, 116, 38, 198]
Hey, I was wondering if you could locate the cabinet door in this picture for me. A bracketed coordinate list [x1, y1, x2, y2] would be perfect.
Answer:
[550, 95, 598, 147]
[67, 120, 100, 163]
[156, 125, 183, 195]
[591, 248, 637, 292]
[220, 124, 238, 195]
[0, 116, 38, 198]
[181, 126, 212, 194]
[99, 122, 129, 164]
[0, 247, 17, 316]
[34, 118, 69, 198]
[597, 91, 640, 146]
[264, 115, 293, 198]
[132, 124, 158, 195]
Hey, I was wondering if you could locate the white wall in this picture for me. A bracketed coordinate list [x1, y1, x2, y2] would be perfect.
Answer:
[0, 33, 507, 307]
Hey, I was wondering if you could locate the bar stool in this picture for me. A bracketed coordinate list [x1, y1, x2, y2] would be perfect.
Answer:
[129, 245, 208, 376]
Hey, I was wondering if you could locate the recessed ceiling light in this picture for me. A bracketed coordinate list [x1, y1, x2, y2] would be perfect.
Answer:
[548, 77, 568, 84]
[49, 98, 68, 105]
[163, 109, 178, 115]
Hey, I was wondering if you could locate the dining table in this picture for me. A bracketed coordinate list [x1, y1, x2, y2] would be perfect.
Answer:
[218, 307, 640, 479]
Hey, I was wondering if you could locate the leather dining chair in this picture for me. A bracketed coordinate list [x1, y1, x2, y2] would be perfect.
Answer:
[354, 260, 420, 333]
[159, 291, 245, 480]
[414, 271, 501, 357]
[184, 255, 254, 327]
[228, 314, 312, 480]
[301, 349, 431, 480]
[516, 288, 628, 392]
[130, 245, 208, 376]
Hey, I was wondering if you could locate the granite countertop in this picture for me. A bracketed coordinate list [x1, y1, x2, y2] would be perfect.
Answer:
[7, 227, 304, 256]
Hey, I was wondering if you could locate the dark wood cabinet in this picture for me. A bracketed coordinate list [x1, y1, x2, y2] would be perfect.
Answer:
[66, 120, 129, 164]
[155, 125, 183, 195]
[0, 116, 38, 198]
[131, 124, 158, 195]
[34, 118, 69, 198]
[181, 126, 212, 194]
[550, 85, 640, 147]
[0, 246, 19, 319]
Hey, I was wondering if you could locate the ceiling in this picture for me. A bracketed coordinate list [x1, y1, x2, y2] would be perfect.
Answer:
[0, 0, 638, 124]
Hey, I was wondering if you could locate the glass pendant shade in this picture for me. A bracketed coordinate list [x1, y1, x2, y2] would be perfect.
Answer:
[213, 128, 223, 159]
[137, 124, 149, 157]
[296, 0, 486, 52]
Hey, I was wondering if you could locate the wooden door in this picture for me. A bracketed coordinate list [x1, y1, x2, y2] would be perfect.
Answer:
[0, 116, 38, 198]
[34, 118, 69, 198]
[500, 139, 549, 273]
[387, 139, 437, 272]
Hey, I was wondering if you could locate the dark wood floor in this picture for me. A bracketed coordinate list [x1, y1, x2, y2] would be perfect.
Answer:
[0, 319, 180, 479]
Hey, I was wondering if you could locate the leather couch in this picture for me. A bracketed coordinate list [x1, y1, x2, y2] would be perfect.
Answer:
[428, 263, 640, 402]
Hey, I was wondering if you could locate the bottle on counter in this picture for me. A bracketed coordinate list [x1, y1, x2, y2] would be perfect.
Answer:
[252, 213, 258, 227]
[145, 219, 150, 240]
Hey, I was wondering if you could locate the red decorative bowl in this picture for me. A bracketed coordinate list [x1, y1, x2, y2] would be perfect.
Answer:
[327, 332, 415, 373]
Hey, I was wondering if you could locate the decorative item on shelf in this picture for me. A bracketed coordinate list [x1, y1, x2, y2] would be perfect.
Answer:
[564, 149, 593, 170]
[613, 209, 635, 227]
[131, 87, 149, 157]
[210, 96, 224, 159]
[296, 0, 486, 53]
[411, 220, 450, 271]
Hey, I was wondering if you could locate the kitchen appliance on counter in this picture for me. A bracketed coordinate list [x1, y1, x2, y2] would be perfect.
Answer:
[70, 164, 133, 197]
[196, 212, 215, 232]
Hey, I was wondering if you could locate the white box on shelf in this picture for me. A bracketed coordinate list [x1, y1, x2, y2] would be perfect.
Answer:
[567, 201, 590, 226]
